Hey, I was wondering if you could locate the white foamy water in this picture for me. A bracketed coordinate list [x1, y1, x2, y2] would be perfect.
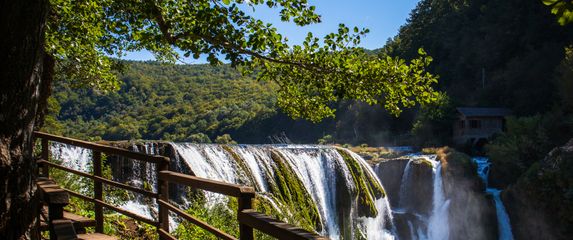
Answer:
[398, 160, 414, 209]
[232, 145, 272, 192]
[472, 157, 514, 240]
[53, 142, 397, 239]
[427, 163, 450, 240]
[378, 154, 451, 240]
[50, 142, 92, 172]
[278, 148, 341, 238]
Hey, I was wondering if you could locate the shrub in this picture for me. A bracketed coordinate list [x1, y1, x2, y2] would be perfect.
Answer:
[214, 134, 237, 144]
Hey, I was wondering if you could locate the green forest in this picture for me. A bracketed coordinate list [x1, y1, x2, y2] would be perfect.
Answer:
[45, 0, 573, 148]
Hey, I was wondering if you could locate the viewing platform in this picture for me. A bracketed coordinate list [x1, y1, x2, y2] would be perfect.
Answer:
[34, 131, 327, 240]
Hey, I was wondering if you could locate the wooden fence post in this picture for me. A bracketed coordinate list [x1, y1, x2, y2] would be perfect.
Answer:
[41, 138, 49, 178]
[157, 157, 170, 239]
[93, 151, 104, 233]
[238, 192, 254, 240]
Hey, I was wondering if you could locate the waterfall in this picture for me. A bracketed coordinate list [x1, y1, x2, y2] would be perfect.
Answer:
[50, 142, 397, 239]
[374, 154, 450, 240]
[170, 144, 396, 239]
[397, 160, 413, 209]
[472, 157, 514, 240]
[50, 142, 92, 172]
[427, 163, 450, 240]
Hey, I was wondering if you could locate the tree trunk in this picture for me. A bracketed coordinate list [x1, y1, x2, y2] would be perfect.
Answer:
[0, 0, 49, 239]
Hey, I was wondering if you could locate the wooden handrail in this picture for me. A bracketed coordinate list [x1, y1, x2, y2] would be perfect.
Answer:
[34, 131, 327, 240]
[34, 131, 169, 164]
[158, 199, 237, 240]
[158, 170, 255, 198]
[62, 188, 157, 226]
[238, 210, 327, 240]
[37, 160, 158, 198]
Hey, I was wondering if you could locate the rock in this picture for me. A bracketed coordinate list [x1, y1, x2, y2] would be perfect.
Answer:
[437, 147, 497, 240]
[502, 138, 573, 240]
[372, 158, 409, 208]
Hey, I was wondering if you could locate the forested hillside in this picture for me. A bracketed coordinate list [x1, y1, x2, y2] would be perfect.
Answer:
[46, 60, 424, 145]
[384, 0, 569, 109]
[45, 61, 335, 143]
[378, 0, 573, 145]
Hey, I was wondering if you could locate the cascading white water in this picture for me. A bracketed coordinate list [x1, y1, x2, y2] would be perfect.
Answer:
[170, 143, 395, 240]
[378, 154, 450, 240]
[427, 163, 450, 240]
[472, 157, 514, 240]
[51, 142, 397, 239]
[397, 160, 414, 209]
[278, 147, 342, 238]
[50, 142, 92, 172]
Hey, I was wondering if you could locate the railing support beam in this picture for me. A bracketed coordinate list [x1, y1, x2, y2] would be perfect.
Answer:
[158, 157, 170, 239]
[41, 138, 49, 177]
[93, 151, 104, 233]
[238, 193, 254, 240]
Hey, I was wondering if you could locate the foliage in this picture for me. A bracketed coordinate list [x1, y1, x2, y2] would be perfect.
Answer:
[174, 197, 240, 240]
[410, 92, 454, 147]
[337, 149, 385, 218]
[486, 112, 573, 187]
[267, 150, 322, 231]
[189, 133, 211, 143]
[47, 62, 278, 141]
[45, 0, 439, 125]
[554, 46, 573, 110]
[317, 134, 334, 144]
[380, 0, 573, 146]
[543, 0, 573, 25]
[214, 134, 237, 144]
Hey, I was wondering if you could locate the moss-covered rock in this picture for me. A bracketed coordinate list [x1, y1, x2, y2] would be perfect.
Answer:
[221, 145, 259, 189]
[336, 148, 385, 218]
[503, 138, 573, 240]
[264, 150, 322, 232]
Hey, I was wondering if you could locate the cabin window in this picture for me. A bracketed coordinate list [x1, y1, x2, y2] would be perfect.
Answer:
[470, 120, 481, 129]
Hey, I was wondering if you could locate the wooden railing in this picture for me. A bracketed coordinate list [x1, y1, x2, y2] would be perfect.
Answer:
[34, 131, 326, 240]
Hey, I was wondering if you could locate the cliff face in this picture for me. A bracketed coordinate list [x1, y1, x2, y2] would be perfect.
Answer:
[503, 139, 573, 240]
[374, 157, 434, 239]
[437, 148, 497, 240]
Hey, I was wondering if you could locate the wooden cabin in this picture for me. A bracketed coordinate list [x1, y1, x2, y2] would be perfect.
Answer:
[453, 107, 511, 147]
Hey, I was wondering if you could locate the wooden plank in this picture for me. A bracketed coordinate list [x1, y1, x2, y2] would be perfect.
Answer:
[238, 210, 328, 240]
[157, 228, 177, 240]
[52, 219, 77, 239]
[41, 205, 96, 231]
[34, 131, 169, 164]
[63, 211, 97, 229]
[159, 171, 255, 198]
[158, 199, 238, 240]
[77, 233, 118, 240]
[37, 160, 158, 198]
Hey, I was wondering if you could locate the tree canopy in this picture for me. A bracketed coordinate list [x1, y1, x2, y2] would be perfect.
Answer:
[46, 0, 439, 122]
[543, 0, 573, 25]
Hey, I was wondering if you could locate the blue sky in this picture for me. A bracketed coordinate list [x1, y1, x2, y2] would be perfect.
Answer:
[122, 0, 420, 63]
